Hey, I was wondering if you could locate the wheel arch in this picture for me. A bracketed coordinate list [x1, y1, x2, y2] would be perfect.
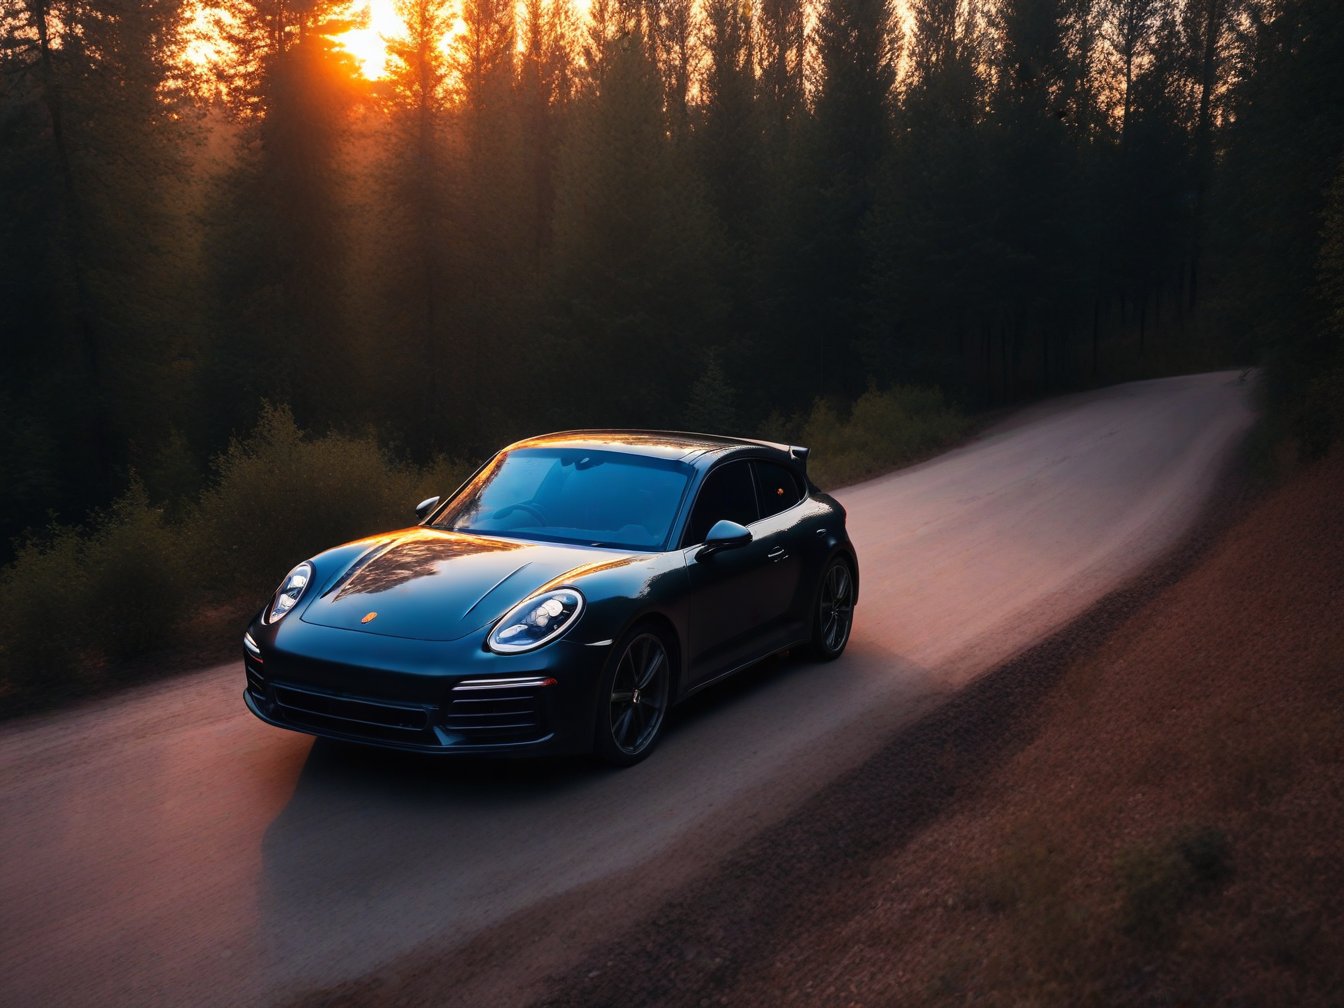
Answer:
[840, 545, 860, 604]
[815, 544, 859, 605]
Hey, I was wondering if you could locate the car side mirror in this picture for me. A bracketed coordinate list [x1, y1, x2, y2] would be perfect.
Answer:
[415, 495, 440, 521]
[695, 519, 752, 560]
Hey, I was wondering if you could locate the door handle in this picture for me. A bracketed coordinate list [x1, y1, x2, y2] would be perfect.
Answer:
[767, 546, 788, 563]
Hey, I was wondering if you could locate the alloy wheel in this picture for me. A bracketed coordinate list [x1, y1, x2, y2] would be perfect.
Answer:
[607, 632, 670, 757]
[818, 560, 854, 656]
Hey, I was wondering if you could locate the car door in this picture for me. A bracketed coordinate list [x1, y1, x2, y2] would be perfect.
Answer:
[682, 460, 781, 684]
[746, 459, 806, 643]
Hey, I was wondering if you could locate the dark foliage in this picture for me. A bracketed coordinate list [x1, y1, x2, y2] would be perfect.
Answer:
[1, 0, 1340, 557]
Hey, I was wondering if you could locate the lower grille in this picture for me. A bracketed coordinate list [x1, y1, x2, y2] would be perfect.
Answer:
[444, 682, 546, 743]
[245, 663, 266, 698]
[273, 684, 432, 733]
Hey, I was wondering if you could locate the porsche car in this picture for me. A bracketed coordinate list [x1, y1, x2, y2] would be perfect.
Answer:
[242, 430, 858, 765]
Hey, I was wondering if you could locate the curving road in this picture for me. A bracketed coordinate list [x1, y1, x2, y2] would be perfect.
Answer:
[0, 372, 1256, 1008]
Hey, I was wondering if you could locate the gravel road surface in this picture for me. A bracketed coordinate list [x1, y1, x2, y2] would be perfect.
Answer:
[0, 372, 1256, 1008]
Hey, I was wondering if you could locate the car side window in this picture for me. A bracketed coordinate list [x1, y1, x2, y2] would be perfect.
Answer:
[752, 461, 803, 520]
[682, 461, 759, 547]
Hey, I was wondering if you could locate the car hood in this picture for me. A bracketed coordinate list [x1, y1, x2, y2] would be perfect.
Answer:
[299, 528, 628, 642]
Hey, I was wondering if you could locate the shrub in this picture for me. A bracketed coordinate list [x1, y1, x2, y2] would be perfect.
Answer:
[1295, 366, 1344, 459]
[802, 385, 970, 489]
[684, 349, 739, 434]
[84, 480, 193, 664]
[0, 480, 192, 702]
[195, 404, 469, 600]
[0, 407, 470, 715]
[0, 524, 88, 703]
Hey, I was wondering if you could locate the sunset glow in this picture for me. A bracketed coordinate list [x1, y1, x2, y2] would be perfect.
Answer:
[331, 0, 591, 79]
[337, 2, 406, 79]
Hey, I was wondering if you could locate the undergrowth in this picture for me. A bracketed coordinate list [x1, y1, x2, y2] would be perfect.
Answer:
[777, 385, 971, 490]
[0, 405, 465, 716]
[0, 390, 968, 716]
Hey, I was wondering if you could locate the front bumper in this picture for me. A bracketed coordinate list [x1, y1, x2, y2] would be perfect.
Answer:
[243, 618, 611, 756]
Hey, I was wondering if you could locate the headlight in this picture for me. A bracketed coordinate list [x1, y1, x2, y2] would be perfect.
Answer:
[488, 588, 584, 653]
[265, 561, 313, 625]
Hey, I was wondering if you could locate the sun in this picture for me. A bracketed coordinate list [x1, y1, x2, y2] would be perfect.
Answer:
[332, 0, 593, 79]
[336, 2, 407, 79]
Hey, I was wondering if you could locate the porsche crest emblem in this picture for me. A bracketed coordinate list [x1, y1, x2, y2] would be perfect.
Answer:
[361, 611, 378, 624]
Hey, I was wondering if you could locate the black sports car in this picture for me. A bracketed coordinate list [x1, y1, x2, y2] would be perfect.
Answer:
[243, 430, 858, 765]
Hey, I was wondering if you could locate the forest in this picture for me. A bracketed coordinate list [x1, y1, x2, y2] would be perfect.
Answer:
[0, 0, 1341, 653]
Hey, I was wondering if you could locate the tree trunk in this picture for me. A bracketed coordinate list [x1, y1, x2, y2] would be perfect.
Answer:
[1092, 296, 1100, 382]
[32, 0, 114, 487]
[1190, 0, 1224, 309]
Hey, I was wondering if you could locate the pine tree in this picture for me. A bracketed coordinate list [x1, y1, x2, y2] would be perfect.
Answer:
[756, 0, 805, 141]
[549, 35, 726, 427]
[700, 0, 759, 247]
[204, 0, 366, 437]
[865, 0, 989, 393]
[648, 0, 698, 137]
[0, 0, 193, 540]
[698, 0, 764, 418]
[793, 0, 898, 398]
[519, 0, 580, 266]
[1215, 0, 1344, 436]
[985, 0, 1081, 393]
[454, 0, 516, 125]
[374, 0, 457, 453]
[1101, 0, 1161, 144]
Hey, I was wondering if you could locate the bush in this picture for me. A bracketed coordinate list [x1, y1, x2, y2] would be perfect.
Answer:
[0, 386, 959, 715]
[195, 404, 469, 600]
[0, 525, 88, 702]
[84, 480, 193, 664]
[0, 406, 471, 715]
[0, 480, 192, 703]
[683, 349, 739, 433]
[801, 385, 971, 489]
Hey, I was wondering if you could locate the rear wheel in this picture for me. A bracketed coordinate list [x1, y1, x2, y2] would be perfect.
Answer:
[809, 557, 854, 660]
[594, 625, 672, 766]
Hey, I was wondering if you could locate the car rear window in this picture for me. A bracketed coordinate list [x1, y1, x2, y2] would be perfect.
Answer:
[753, 461, 803, 520]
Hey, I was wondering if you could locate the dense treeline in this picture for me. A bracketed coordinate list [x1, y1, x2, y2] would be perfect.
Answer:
[1, 0, 1342, 553]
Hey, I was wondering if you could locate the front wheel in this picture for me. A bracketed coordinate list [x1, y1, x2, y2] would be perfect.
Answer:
[593, 626, 672, 766]
[809, 557, 855, 661]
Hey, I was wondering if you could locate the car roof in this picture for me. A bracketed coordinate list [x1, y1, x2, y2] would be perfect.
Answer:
[504, 429, 802, 466]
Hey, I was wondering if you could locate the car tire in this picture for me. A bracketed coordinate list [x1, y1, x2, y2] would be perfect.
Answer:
[809, 556, 855, 661]
[594, 623, 673, 766]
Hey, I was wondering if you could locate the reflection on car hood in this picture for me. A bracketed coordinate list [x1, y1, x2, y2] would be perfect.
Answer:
[299, 528, 630, 642]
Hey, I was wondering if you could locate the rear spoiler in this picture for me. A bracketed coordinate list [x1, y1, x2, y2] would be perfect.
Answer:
[790, 445, 810, 469]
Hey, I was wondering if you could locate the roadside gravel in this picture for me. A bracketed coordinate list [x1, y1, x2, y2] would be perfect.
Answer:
[521, 442, 1270, 1008]
[283, 431, 1344, 1008]
[528, 446, 1344, 1007]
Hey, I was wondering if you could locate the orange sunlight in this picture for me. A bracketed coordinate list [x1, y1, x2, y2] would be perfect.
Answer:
[333, 0, 593, 79]
[337, 2, 406, 79]
[183, 0, 590, 83]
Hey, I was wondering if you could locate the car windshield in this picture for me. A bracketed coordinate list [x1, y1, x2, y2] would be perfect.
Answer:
[434, 447, 694, 550]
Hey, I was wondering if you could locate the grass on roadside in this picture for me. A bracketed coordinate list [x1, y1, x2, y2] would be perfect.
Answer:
[906, 448, 1344, 1007]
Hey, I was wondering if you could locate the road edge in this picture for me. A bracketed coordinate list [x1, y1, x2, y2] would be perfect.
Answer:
[278, 422, 1266, 1008]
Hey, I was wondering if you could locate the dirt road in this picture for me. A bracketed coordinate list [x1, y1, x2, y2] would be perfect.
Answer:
[0, 372, 1256, 1008]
